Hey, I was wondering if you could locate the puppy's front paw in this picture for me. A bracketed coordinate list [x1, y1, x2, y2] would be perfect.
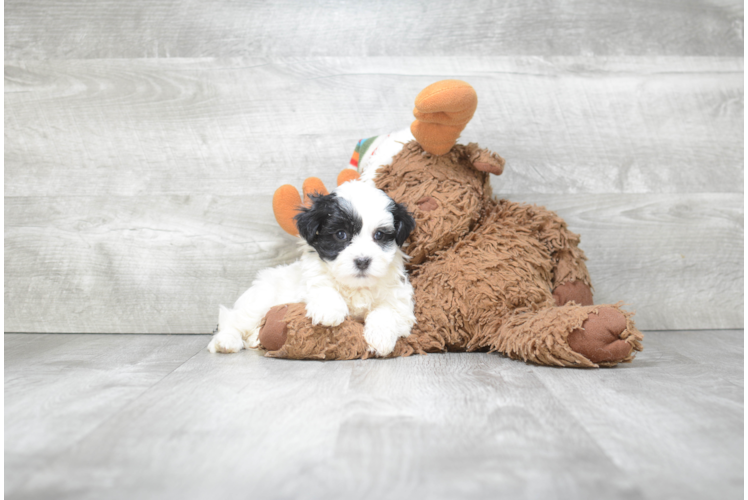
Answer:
[305, 294, 348, 327]
[363, 325, 399, 357]
[207, 330, 244, 354]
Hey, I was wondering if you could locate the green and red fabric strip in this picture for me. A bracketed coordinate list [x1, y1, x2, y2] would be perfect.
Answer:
[349, 136, 379, 169]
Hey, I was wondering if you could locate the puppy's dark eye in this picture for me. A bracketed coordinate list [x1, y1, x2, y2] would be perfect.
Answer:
[336, 230, 347, 241]
[373, 231, 384, 241]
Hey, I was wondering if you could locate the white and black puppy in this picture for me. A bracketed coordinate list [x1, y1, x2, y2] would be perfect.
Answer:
[208, 180, 416, 356]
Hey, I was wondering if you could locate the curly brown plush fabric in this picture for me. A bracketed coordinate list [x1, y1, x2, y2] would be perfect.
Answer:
[375, 142, 491, 266]
[259, 140, 643, 367]
[262, 303, 372, 361]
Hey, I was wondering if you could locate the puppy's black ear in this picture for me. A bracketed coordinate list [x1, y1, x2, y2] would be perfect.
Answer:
[294, 193, 335, 245]
[294, 195, 323, 245]
[391, 202, 416, 246]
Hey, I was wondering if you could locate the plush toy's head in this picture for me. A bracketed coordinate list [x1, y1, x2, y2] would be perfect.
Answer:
[374, 140, 504, 266]
[272, 79, 504, 267]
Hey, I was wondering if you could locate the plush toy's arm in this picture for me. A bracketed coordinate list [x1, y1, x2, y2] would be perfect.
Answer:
[529, 206, 594, 306]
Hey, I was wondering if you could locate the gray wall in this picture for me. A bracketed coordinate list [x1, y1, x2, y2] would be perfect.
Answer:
[5, 0, 743, 333]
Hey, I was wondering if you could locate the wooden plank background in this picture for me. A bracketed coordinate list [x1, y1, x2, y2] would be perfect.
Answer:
[4, 1, 744, 334]
[5, 0, 743, 59]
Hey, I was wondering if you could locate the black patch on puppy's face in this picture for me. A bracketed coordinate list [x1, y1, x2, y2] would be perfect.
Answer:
[294, 193, 363, 261]
[369, 201, 416, 249]
[390, 201, 416, 247]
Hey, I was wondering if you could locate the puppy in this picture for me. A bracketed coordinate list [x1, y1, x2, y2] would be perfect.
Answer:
[207, 180, 417, 356]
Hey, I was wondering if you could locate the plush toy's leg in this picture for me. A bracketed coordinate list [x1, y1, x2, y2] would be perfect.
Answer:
[256, 302, 642, 366]
[257, 302, 642, 366]
[259, 303, 371, 360]
[469, 304, 643, 368]
[258, 303, 424, 360]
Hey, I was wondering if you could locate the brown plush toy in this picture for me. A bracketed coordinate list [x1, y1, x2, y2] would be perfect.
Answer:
[262, 80, 643, 367]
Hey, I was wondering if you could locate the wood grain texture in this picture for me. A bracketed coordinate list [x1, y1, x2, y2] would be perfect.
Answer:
[507, 193, 744, 330]
[4, 0, 743, 60]
[4, 334, 210, 495]
[4, 193, 742, 333]
[5, 57, 743, 197]
[4, 194, 299, 333]
[4, 330, 743, 500]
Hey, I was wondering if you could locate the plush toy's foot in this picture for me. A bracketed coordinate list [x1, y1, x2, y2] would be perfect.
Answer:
[258, 305, 289, 351]
[567, 306, 642, 365]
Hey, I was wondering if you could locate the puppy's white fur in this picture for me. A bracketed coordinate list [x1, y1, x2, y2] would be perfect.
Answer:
[208, 181, 416, 356]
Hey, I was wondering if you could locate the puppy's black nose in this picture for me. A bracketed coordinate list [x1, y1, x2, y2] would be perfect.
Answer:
[354, 257, 371, 271]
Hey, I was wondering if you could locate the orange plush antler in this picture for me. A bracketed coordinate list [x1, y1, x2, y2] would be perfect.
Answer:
[273, 170, 361, 236]
[273, 177, 327, 236]
[410, 80, 478, 156]
[337, 168, 360, 186]
[272, 185, 304, 236]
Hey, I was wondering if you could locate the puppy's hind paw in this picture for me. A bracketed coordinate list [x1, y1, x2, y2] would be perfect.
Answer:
[207, 330, 244, 354]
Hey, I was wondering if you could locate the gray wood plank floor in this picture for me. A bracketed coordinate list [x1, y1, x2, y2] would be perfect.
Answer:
[5, 331, 743, 500]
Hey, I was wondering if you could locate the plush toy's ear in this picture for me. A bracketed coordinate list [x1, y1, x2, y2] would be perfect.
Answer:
[470, 148, 506, 176]
[273, 177, 330, 236]
[411, 80, 478, 156]
[337, 168, 360, 186]
[390, 202, 416, 247]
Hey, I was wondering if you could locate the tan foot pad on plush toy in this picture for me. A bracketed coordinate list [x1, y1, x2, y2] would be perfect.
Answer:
[259, 305, 289, 351]
[567, 307, 631, 364]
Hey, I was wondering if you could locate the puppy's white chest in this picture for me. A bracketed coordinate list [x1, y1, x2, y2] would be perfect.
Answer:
[341, 288, 377, 321]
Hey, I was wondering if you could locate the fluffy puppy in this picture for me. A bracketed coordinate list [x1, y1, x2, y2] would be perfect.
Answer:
[208, 180, 417, 356]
